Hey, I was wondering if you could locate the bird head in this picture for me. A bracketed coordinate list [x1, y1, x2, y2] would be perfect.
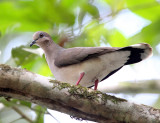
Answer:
[30, 31, 52, 47]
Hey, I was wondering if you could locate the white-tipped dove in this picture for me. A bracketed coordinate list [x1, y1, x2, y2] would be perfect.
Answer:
[30, 31, 152, 90]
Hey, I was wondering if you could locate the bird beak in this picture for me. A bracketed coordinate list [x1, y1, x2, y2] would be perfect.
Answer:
[30, 39, 37, 47]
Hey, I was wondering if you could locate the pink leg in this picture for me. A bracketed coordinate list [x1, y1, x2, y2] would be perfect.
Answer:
[76, 72, 85, 85]
[94, 79, 99, 90]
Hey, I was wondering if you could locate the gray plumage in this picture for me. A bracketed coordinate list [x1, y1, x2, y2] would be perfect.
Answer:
[30, 31, 152, 89]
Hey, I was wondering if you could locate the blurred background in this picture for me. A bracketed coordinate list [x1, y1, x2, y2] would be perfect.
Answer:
[0, 0, 160, 122]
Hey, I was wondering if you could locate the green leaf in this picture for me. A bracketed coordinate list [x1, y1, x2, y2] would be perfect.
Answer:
[19, 100, 31, 108]
[12, 46, 38, 67]
[129, 19, 160, 47]
[108, 30, 129, 47]
[83, 4, 100, 19]
[126, 0, 160, 21]
[0, 97, 13, 107]
[12, 46, 52, 76]
[34, 105, 46, 123]
[105, 0, 126, 14]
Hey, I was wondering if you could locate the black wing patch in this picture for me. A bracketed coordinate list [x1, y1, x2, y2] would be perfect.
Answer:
[88, 46, 145, 88]
[118, 47, 144, 65]
[101, 66, 123, 81]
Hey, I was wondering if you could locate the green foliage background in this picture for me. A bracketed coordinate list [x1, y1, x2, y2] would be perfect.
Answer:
[0, 0, 160, 122]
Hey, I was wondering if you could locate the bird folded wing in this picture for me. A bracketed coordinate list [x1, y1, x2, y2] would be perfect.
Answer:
[54, 47, 119, 67]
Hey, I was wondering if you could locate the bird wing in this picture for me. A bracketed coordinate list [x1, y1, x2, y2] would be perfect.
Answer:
[54, 47, 119, 67]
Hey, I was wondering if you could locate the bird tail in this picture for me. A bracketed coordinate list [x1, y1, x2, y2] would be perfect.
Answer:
[118, 43, 152, 65]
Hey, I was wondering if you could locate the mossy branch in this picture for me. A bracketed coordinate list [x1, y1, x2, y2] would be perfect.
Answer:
[0, 64, 160, 123]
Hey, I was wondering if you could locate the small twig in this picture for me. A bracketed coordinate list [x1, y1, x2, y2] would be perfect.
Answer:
[12, 106, 33, 123]
[30, 107, 60, 123]
[9, 117, 23, 123]
[46, 110, 61, 123]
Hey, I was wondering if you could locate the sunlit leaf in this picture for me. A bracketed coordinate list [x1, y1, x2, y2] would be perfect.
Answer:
[22, 48, 44, 57]
[108, 30, 129, 47]
[126, 0, 160, 21]
[129, 19, 160, 47]
[104, 0, 126, 14]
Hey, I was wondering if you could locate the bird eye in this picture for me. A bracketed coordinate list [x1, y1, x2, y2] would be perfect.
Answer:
[39, 33, 44, 38]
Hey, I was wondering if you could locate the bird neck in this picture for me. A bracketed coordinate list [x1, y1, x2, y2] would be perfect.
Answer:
[43, 40, 64, 59]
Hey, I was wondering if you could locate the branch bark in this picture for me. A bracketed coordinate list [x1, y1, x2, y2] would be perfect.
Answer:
[0, 64, 160, 123]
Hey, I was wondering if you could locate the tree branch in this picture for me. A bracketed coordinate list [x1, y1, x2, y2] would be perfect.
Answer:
[100, 80, 160, 94]
[0, 64, 160, 123]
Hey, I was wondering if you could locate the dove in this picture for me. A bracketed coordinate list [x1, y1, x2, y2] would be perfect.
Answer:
[30, 31, 152, 90]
